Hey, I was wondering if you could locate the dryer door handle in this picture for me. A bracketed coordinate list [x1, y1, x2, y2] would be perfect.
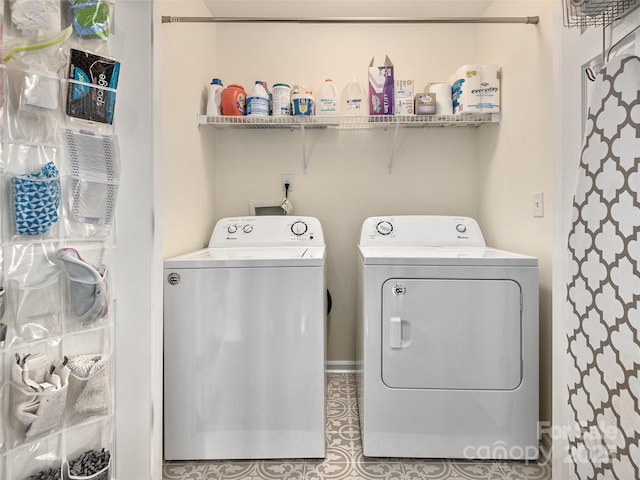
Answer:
[389, 316, 403, 349]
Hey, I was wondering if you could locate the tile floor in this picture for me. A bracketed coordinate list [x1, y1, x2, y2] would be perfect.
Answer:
[163, 373, 551, 480]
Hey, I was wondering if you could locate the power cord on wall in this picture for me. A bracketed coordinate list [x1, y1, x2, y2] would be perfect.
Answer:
[282, 182, 292, 215]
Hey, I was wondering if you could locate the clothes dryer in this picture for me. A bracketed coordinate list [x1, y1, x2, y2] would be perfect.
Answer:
[164, 216, 326, 460]
[356, 215, 538, 459]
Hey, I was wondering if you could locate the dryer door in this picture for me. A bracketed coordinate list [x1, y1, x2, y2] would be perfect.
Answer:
[381, 278, 522, 390]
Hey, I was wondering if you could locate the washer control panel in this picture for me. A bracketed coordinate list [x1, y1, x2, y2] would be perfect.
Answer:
[210, 216, 324, 247]
[359, 215, 486, 247]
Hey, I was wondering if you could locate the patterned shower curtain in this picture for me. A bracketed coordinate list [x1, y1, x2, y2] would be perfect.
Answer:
[566, 54, 640, 479]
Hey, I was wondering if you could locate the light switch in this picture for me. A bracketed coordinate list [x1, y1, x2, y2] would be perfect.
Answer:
[533, 192, 544, 218]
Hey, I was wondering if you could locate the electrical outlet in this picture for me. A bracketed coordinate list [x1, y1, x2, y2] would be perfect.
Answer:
[533, 192, 544, 217]
[281, 174, 293, 192]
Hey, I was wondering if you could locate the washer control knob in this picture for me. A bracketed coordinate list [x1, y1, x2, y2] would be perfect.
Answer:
[243, 224, 253, 234]
[376, 221, 393, 236]
[227, 225, 238, 234]
[291, 221, 308, 236]
[456, 224, 467, 233]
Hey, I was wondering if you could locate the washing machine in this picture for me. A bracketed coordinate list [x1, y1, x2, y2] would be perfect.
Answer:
[163, 216, 326, 460]
[356, 215, 538, 459]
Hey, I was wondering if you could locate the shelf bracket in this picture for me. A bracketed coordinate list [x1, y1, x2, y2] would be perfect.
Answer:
[388, 122, 401, 174]
[301, 123, 309, 174]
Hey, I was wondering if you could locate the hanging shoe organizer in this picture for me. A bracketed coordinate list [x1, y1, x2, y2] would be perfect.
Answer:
[0, 2, 121, 479]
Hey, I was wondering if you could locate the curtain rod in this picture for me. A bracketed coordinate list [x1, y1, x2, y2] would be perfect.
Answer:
[161, 16, 539, 25]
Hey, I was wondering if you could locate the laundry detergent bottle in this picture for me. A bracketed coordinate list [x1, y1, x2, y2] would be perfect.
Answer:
[316, 79, 339, 116]
[221, 84, 247, 116]
[246, 81, 270, 116]
[206, 78, 223, 116]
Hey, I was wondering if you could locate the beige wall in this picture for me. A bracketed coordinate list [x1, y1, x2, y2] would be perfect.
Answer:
[476, 0, 554, 429]
[160, 0, 554, 422]
[159, 0, 220, 256]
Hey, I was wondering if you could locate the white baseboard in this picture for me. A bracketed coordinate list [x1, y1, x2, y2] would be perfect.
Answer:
[325, 360, 357, 372]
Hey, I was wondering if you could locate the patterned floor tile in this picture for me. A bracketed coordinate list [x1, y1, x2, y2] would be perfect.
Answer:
[352, 461, 404, 479]
[403, 460, 455, 480]
[449, 461, 506, 479]
[347, 397, 359, 418]
[305, 449, 356, 479]
[327, 374, 350, 400]
[204, 461, 305, 479]
[327, 398, 351, 421]
[163, 461, 209, 479]
[499, 462, 552, 480]
[326, 421, 361, 455]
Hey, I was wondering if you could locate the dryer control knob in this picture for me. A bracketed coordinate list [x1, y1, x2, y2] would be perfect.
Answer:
[243, 225, 253, 233]
[456, 224, 467, 233]
[291, 221, 308, 236]
[227, 225, 238, 234]
[376, 221, 393, 236]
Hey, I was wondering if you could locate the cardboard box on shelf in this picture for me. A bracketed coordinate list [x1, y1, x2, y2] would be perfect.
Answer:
[368, 55, 394, 115]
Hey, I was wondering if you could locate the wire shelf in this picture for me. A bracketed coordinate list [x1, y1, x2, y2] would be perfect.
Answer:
[197, 113, 499, 129]
[562, 0, 637, 28]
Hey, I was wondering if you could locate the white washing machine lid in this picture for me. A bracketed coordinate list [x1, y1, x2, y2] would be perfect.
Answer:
[358, 246, 537, 267]
[165, 246, 326, 268]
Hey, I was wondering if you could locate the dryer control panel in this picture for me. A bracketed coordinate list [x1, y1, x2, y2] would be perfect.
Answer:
[359, 215, 486, 247]
[209, 216, 324, 247]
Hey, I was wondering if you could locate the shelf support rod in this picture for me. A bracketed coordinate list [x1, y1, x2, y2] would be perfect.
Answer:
[162, 16, 539, 25]
[301, 124, 309, 174]
[388, 122, 401, 174]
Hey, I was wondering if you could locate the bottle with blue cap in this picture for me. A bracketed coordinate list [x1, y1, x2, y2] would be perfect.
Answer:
[247, 81, 270, 117]
[206, 78, 224, 116]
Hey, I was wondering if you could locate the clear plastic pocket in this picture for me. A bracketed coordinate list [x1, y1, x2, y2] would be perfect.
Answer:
[6, 68, 62, 144]
[0, 383, 6, 452]
[61, 129, 121, 239]
[9, 350, 69, 446]
[5, 432, 62, 480]
[66, 80, 117, 127]
[66, 354, 111, 425]
[10, 383, 69, 444]
[57, 248, 109, 330]
[63, 418, 113, 480]
[64, 454, 110, 480]
[70, 178, 118, 226]
[7, 273, 62, 345]
[11, 163, 61, 237]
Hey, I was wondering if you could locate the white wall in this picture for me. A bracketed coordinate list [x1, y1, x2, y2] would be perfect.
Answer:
[110, 1, 159, 478]
[160, 0, 554, 423]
